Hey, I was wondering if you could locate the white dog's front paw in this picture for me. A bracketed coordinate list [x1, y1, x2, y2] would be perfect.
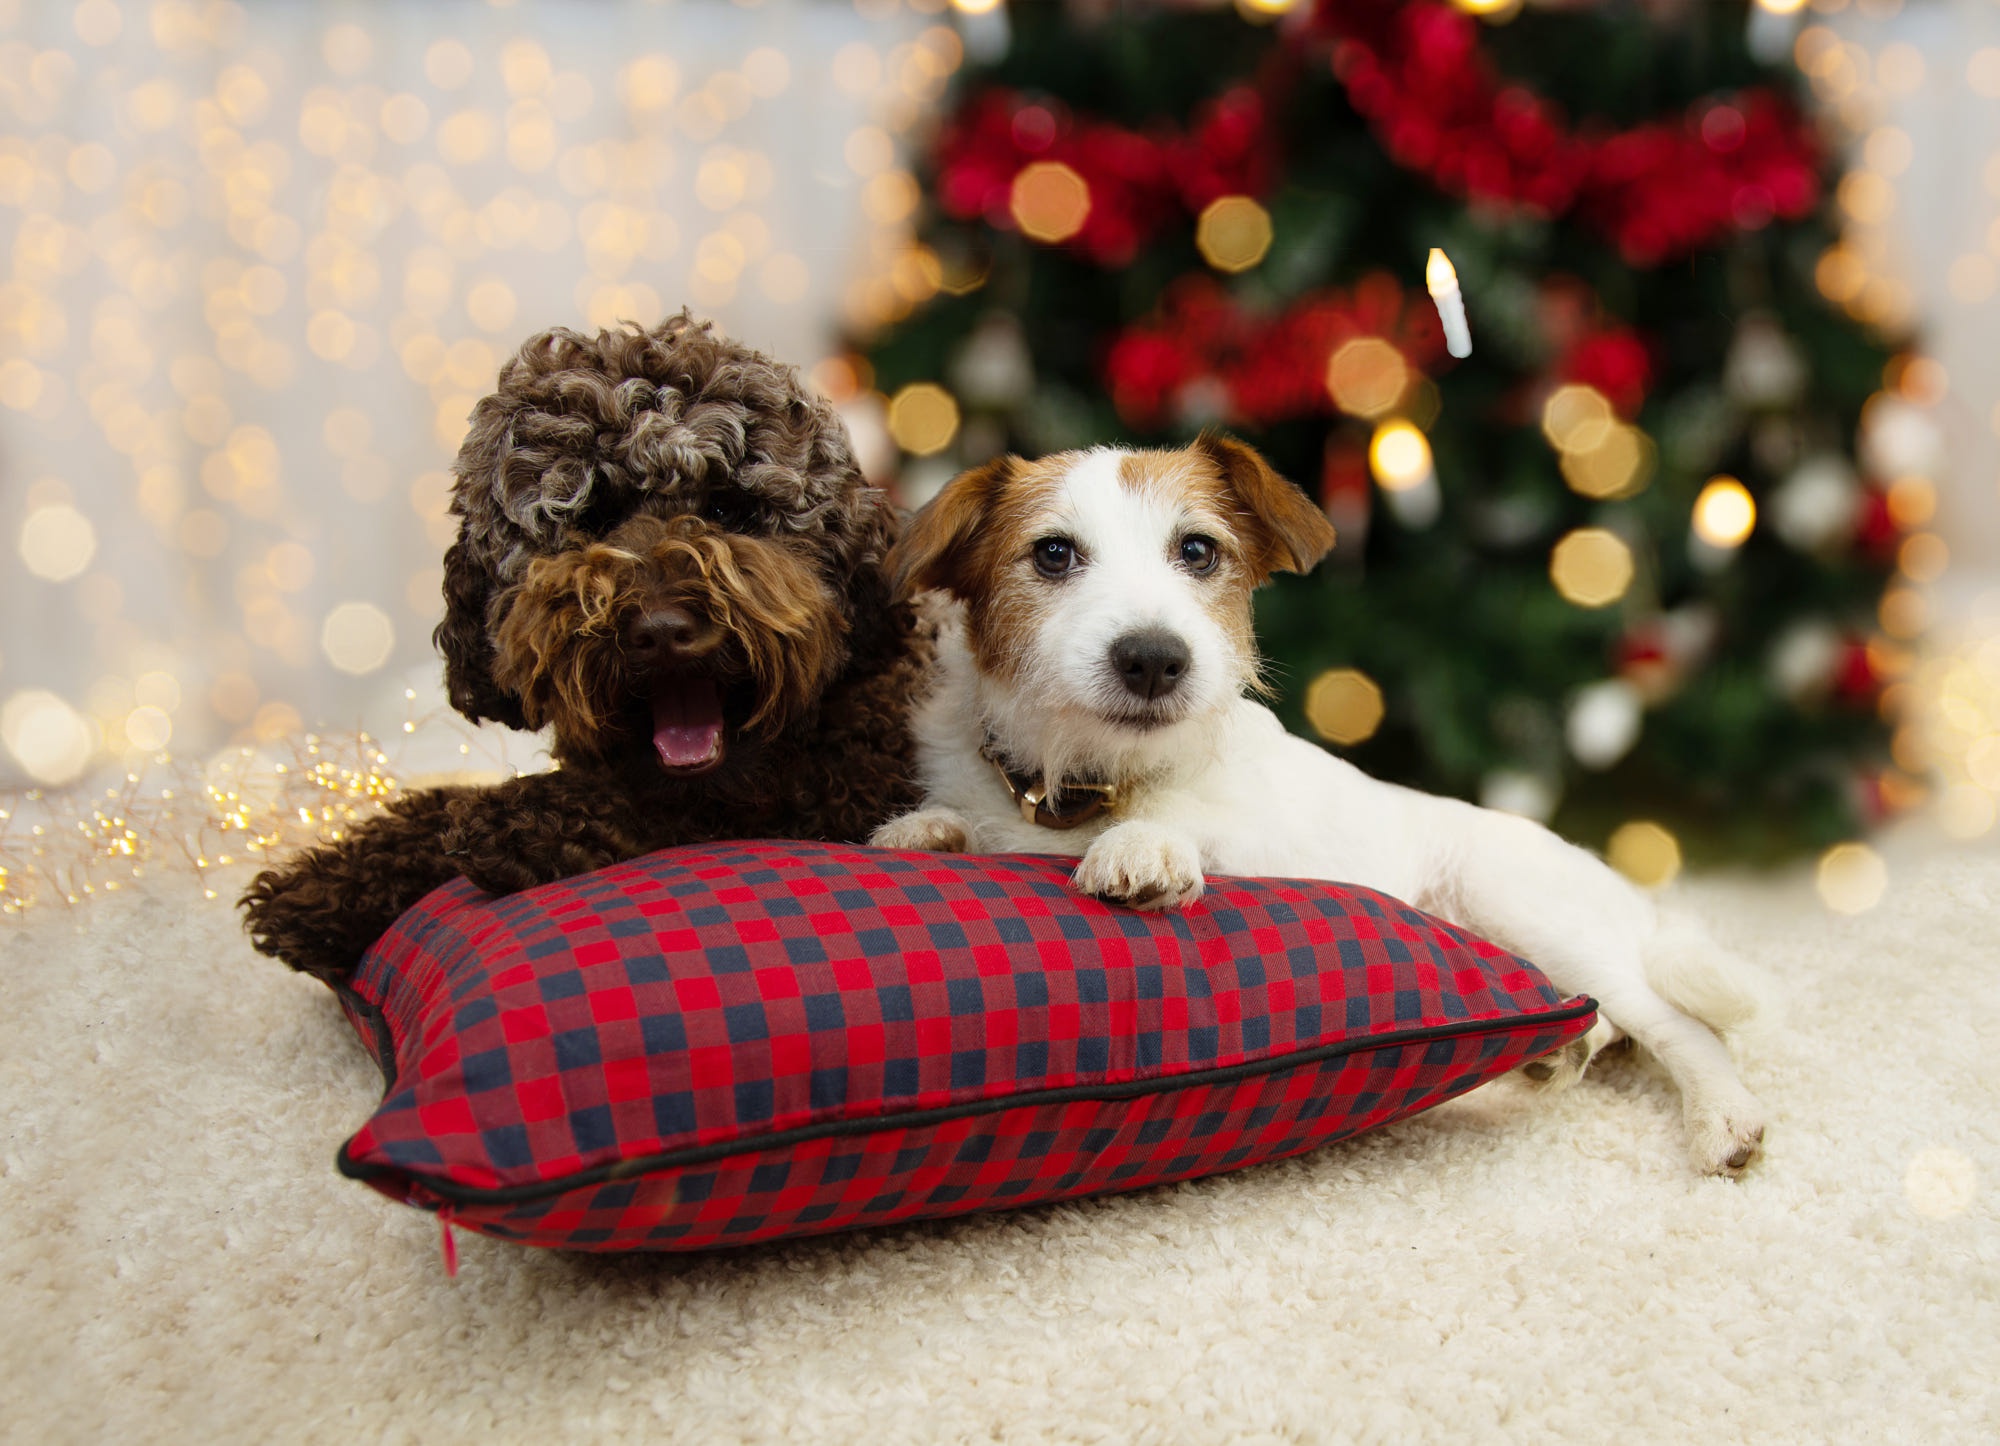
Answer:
[1686, 1090, 1768, 1177]
[870, 807, 971, 854]
[1071, 822, 1204, 911]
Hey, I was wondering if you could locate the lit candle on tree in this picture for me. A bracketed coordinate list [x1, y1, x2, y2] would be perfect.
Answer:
[1426, 248, 1473, 359]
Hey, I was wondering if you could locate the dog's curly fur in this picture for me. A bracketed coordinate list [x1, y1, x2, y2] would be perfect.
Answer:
[241, 313, 930, 985]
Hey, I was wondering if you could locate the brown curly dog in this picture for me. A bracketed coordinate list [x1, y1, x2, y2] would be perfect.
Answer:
[241, 312, 930, 985]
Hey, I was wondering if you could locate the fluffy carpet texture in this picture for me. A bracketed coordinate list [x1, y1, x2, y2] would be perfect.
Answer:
[4, 833, 1996, 1443]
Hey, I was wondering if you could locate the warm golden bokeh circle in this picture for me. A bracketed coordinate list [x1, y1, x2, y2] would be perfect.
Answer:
[1326, 338, 1411, 419]
[1195, 195, 1273, 274]
[1541, 383, 1614, 454]
[1366, 419, 1432, 490]
[1816, 841, 1887, 914]
[1606, 820, 1682, 888]
[1693, 476, 1757, 548]
[1549, 528, 1635, 607]
[1008, 161, 1091, 243]
[1304, 668, 1385, 746]
[886, 382, 961, 456]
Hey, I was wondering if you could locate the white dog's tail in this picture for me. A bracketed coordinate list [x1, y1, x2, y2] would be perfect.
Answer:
[1643, 920, 1780, 1041]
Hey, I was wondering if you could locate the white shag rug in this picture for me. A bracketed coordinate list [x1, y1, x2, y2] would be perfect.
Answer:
[4, 832, 1997, 1444]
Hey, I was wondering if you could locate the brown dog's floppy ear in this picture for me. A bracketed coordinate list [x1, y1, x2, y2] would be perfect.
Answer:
[887, 455, 1012, 602]
[433, 537, 531, 731]
[1195, 431, 1337, 583]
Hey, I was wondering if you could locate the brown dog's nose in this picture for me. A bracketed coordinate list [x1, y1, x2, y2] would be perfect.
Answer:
[1108, 629, 1190, 701]
[625, 605, 705, 667]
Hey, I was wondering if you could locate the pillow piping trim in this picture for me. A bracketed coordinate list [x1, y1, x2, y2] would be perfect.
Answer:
[334, 994, 1597, 1207]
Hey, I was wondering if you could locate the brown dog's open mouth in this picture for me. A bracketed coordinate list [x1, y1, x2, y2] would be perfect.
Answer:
[649, 676, 726, 774]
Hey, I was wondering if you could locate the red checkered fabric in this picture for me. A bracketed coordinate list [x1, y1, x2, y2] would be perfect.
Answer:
[337, 841, 1594, 1252]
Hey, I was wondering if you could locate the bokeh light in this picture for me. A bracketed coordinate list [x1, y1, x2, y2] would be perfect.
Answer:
[1328, 339, 1411, 420]
[1937, 782, 1997, 840]
[1366, 419, 1432, 490]
[1560, 422, 1654, 501]
[125, 705, 173, 753]
[1195, 196, 1273, 274]
[886, 382, 961, 456]
[320, 602, 396, 676]
[1541, 384, 1614, 453]
[1816, 841, 1886, 914]
[18, 503, 97, 581]
[1606, 820, 1682, 888]
[1009, 161, 1091, 243]
[1905, 1147, 1978, 1218]
[1693, 476, 1757, 548]
[1, 689, 96, 785]
[1550, 528, 1634, 608]
[1304, 668, 1385, 746]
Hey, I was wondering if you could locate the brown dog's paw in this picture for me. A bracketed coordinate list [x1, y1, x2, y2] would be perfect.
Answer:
[442, 779, 639, 896]
[239, 865, 371, 986]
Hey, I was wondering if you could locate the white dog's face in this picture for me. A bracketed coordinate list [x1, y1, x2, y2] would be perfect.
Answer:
[893, 435, 1337, 775]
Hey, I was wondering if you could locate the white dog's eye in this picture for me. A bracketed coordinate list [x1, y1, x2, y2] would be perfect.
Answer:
[1178, 535, 1220, 575]
[1031, 536, 1079, 578]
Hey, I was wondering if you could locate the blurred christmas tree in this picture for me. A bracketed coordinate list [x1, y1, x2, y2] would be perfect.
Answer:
[858, 0, 1927, 868]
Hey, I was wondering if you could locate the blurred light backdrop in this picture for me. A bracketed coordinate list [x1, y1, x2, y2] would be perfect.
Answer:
[0, 0, 967, 788]
[1, 0, 1998, 846]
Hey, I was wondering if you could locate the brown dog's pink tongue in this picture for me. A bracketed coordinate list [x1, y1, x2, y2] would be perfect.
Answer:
[651, 679, 724, 769]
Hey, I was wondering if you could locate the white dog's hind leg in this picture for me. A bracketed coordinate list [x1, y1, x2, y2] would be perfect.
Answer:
[1580, 967, 1767, 1174]
[1520, 1014, 1624, 1091]
[1644, 919, 1779, 1041]
[1427, 810, 1768, 1175]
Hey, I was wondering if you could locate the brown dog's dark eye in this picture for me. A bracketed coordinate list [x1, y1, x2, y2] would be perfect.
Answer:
[1179, 535, 1220, 575]
[1032, 536, 1078, 578]
[706, 493, 755, 531]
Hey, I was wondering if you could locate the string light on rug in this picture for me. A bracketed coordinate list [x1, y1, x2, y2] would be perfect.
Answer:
[0, 711, 516, 921]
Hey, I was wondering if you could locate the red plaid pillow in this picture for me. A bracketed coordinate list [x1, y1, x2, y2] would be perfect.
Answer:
[336, 841, 1594, 1252]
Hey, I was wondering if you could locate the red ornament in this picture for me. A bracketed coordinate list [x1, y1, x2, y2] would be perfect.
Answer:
[1563, 327, 1655, 417]
[1853, 487, 1900, 560]
[1833, 638, 1879, 704]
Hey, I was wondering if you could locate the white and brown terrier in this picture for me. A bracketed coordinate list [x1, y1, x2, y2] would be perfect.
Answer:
[871, 434, 1770, 1175]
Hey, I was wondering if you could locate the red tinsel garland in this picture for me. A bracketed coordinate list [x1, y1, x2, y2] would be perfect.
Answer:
[1315, 0, 1821, 264]
[1104, 271, 1651, 433]
[1103, 272, 1446, 430]
[934, 5, 1824, 271]
[934, 86, 1271, 266]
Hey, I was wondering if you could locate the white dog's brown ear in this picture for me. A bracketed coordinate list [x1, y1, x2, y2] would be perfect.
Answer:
[888, 455, 1012, 602]
[1195, 432, 1337, 582]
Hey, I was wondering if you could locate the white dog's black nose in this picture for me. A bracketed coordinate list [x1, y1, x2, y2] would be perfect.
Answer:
[1109, 629, 1190, 701]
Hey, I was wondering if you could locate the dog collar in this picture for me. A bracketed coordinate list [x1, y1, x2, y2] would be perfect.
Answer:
[979, 735, 1119, 830]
